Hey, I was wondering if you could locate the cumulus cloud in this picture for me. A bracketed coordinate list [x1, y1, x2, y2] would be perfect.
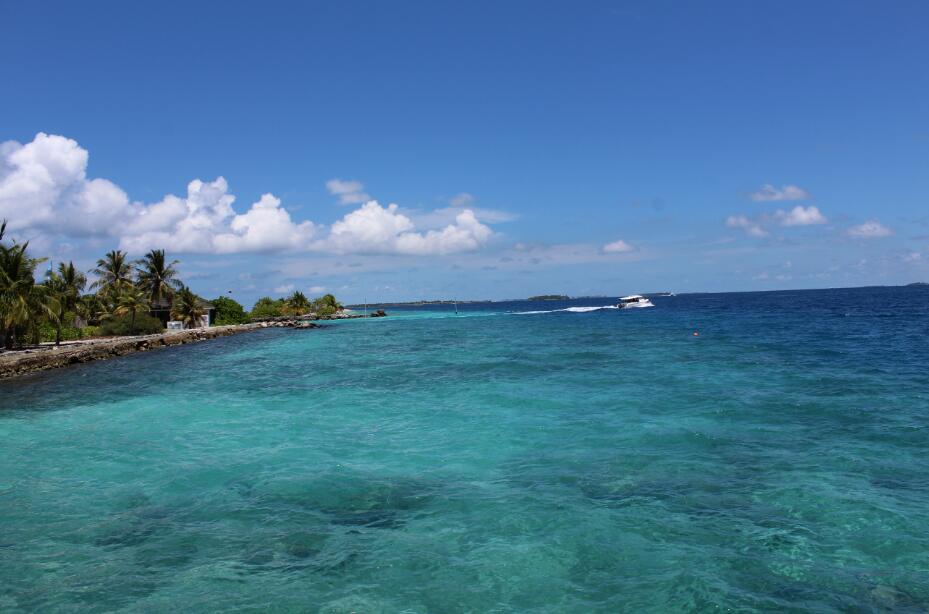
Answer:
[749, 184, 811, 202]
[775, 205, 827, 226]
[0, 133, 134, 235]
[0, 133, 497, 257]
[326, 178, 370, 205]
[214, 193, 317, 253]
[726, 214, 768, 237]
[726, 206, 826, 237]
[602, 239, 635, 253]
[320, 201, 492, 255]
[846, 220, 892, 238]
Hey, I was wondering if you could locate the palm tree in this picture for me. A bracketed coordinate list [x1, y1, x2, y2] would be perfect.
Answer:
[77, 293, 105, 326]
[113, 285, 151, 334]
[90, 250, 133, 295]
[136, 249, 181, 306]
[46, 261, 87, 345]
[313, 293, 341, 316]
[171, 286, 205, 329]
[0, 233, 55, 349]
[287, 290, 312, 315]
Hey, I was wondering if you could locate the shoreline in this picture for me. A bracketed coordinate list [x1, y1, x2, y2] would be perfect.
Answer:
[0, 310, 388, 381]
[1, 321, 317, 381]
[0, 324, 269, 380]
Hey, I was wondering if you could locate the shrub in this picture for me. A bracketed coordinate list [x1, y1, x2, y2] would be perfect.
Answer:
[249, 297, 286, 319]
[98, 313, 164, 336]
[212, 296, 249, 325]
[39, 323, 89, 343]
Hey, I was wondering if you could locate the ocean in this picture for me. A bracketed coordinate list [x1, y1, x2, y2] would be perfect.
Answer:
[2, 286, 928, 612]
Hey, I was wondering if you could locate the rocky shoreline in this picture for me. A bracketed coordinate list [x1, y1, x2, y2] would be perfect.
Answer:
[0, 324, 261, 380]
[0, 310, 388, 380]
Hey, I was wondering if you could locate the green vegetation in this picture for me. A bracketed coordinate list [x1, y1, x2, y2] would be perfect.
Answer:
[250, 297, 287, 319]
[212, 296, 249, 325]
[1, 221, 55, 348]
[1, 219, 225, 349]
[2, 218, 345, 348]
[113, 286, 152, 334]
[47, 262, 87, 345]
[528, 294, 569, 301]
[314, 293, 341, 317]
[249, 292, 343, 319]
[171, 286, 205, 329]
[99, 313, 163, 336]
[286, 291, 312, 314]
[136, 249, 181, 304]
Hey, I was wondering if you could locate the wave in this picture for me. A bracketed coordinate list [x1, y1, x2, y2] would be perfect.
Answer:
[512, 305, 619, 315]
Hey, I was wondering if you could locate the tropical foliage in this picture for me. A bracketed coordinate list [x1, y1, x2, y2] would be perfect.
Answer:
[99, 313, 163, 336]
[46, 262, 87, 345]
[1, 222, 56, 349]
[211, 296, 249, 325]
[249, 297, 287, 319]
[314, 293, 341, 317]
[136, 249, 181, 305]
[90, 250, 134, 294]
[112, 285, 152, 334]
[171, 286, 205, 329]
[249, 291, 342, 319]
[285, 291, 312, 315]
[2, 219, 343, 348]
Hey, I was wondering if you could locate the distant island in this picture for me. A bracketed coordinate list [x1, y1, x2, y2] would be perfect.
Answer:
[528, 294, 569, 301]
[907, 282, 928, 287]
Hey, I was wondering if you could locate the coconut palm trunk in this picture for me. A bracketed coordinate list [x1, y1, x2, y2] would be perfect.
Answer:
[55, 305, 64, 346]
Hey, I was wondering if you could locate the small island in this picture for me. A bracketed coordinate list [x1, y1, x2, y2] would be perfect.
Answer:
[528, 294, 569, 301]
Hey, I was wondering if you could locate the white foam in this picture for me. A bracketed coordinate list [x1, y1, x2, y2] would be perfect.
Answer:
[512, 305, 619, 315]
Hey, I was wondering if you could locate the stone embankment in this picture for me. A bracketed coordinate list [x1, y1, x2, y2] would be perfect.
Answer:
[0, 310, 388, 380]
[0, 324, 265, 380]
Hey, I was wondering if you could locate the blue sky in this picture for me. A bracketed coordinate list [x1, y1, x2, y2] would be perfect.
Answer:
[1, 1, 927, 305]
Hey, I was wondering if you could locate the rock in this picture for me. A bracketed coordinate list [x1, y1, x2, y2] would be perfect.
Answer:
[0, 324, 272, 380]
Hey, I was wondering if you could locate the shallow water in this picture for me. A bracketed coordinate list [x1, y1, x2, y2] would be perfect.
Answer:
[2, 287, 928, 612]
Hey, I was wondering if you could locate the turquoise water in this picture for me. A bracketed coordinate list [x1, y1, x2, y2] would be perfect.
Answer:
[2, 287, 928, 612]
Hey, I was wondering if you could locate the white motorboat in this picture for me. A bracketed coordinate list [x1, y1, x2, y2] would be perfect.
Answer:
[617, 294, 654, 309]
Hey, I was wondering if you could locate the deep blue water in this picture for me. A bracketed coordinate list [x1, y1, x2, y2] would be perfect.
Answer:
[2, 286, 928, 612]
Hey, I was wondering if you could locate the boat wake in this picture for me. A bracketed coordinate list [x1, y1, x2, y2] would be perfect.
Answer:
[512, 305, 619, 315]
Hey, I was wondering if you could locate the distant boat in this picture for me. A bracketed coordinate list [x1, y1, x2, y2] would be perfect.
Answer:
[617, 295, 654, 309]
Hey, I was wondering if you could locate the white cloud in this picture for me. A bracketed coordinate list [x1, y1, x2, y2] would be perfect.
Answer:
[726, 214, 768, 237]
[726, 206, 826, 237]
[846, 220, 892, 238]
[214, 193, 316, 253]
[396, 209, 493, 255]
[412, 205, 517, 229]
[775, 205, 827, 226]
[602, 239, 635, 253]
[0, 133, 498, 258]
[308, 285, 326, 294]
[326, 178, 370, 205]
[450, 192, 475, 207]
[749, 184, 811, 202]
[274, 283, 295, 294]
[0, 132, 134, 235]
[320, 201, 493, 255]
